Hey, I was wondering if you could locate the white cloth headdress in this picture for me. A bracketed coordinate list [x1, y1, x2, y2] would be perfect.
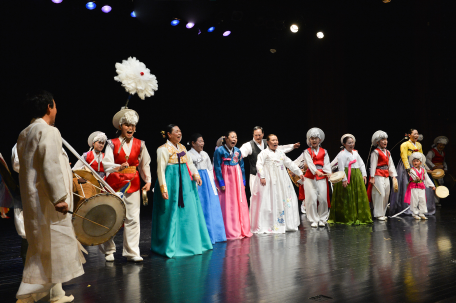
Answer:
[434, 136, 449, 146]
[340, 134, 356, 145]
[112, 107, 140, 130]
[418, 134, 424, 142]
[87, 131, 107, 148]
[408, 152, 425, 167]
[114, 57, 158, 100]
[306, 127, 325, 146]
[371, 130, 388, 146]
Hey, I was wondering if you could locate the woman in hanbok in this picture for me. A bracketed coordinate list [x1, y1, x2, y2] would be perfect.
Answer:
[250, 134, 304, 233]
[188, 133, 227, 244]
[389, 129, 435, 216]
[151, 125, 213, 258]
[328, 134, 373, 225]
[213, 131, 252, 240]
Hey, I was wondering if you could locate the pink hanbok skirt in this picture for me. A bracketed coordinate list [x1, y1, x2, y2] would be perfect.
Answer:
[214, 164, 252, 240]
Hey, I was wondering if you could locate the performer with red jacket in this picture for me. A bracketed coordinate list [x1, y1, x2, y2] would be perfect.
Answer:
[100, 107, 152, 262]
[426, 136, 448, 206]
[72, 131, 107, 178]
[303, 128, 331, 228]
[367, 131, 397, 221]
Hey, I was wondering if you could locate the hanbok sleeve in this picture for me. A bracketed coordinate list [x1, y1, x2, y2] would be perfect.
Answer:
[102, 141, 121, 173]
[277, 143, 295, 153]
[338, 152, 347, 182]
[138, 143, 152, 183]
[186, 152, 201, 180]
[424, 171, 435, 188]
[370, 151, 378, 178]
[38, 127, 69, 205]
[357, 153, 367, 177]
[256, 150, 267, 179]
[11, 144, 20, 173]
[240, 142, 252, 158]
[293, 152, 305, 168]
[425, 150, 435, 169]
[213, 149, 225, 187]
[239, 153, 246, 185]
[388, 154, 397, 177]
[322, 151, 331, 174]
[72, 153, 87, 171]
[304, 150, 317, 175]
[400, 142, 411, 170]
[157, 147, 170, 193]
[284, 153, 302, 176]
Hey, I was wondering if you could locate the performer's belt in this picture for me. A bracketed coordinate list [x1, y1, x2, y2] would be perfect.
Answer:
[118, 166, 137, 174]
[376, 165, 388, 170]
[315, 165, 323, 170]
[410, 179, 423, 184]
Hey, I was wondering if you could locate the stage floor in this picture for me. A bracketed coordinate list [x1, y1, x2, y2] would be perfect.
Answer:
[2, 202, 456, 303]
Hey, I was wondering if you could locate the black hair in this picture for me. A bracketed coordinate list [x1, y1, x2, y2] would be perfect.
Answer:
[162, 124, 178, 140]
[24, 90, 54, 119]
[222, 131, 237, 145]
[189, 133, 203, 146]
[407, 128, 418, 135]
[266, 134, 277, 141]
[341, 136, 354, 150]
[253, 126, 264, 133]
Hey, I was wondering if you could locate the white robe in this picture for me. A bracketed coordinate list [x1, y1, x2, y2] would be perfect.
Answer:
[250, 148, 302, 233]
[16, 118, 85, 284]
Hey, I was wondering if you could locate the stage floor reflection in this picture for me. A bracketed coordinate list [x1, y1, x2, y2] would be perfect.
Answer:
[1, 204, 456, 303]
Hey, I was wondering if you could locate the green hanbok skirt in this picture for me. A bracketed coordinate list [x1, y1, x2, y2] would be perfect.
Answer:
[151, 164, 213, 258]
[328, 168, 373, 225]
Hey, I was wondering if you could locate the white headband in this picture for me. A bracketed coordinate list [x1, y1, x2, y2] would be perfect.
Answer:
[93, 132, 107, 144]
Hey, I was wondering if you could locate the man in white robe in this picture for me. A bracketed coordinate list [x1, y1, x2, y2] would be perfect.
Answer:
[15, 91, 84, 303]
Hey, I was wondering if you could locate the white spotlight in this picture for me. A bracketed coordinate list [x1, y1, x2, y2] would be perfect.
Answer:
[290, 24, 299, 33]
[316, 32, 324, 39]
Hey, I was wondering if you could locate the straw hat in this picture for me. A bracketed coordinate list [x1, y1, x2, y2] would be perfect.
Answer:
[306, 127, 325, 146]
[87, 131, 107, 147]
[371, 130, 388, 146]
[112, 107, 139, 130]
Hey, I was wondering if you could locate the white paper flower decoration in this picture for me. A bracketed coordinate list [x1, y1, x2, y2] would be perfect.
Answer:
[114, 57, 158, 100]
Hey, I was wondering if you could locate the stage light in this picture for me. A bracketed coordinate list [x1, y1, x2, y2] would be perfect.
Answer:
[52, 0, 63, 3]
[383, 0, 391, 3]
[290, 24, 299, 33]
[101, 5, 112, 13]
[223, 31, 231, 36]
[86, 2, 96, 10]
[208, 27, 215, 32]
[316, 32, 324, 39]
[131, 11, 136, 18]
[171, 20, 180, 26]
[186, 22, 195, 29]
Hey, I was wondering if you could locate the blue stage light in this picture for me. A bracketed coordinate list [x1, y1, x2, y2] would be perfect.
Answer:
[171, 20, 180, 26]
[86, 2, 96, 10]
[131, 11, 136, 18]
[208, 27, 215, 32]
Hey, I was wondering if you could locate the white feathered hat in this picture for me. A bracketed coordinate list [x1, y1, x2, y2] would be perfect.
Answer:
[371, 130, 388, 146]
[434, 136, 449, 145]
[341, 134, 356, 145]
[112, 107, 139, 130]
[306, 127, 325, 146]
[409, 152, 425, 166]
[88, 131, 107, 147]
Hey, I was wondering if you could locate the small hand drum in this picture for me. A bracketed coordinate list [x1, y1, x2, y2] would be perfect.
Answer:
[393, 178, 399, 193]
[287, 168, 306, 187]
[432, 169, 445, 179]
[436, 186, 449, 199]
[329, 171, 345, 184]
[72, 193, 126, 246]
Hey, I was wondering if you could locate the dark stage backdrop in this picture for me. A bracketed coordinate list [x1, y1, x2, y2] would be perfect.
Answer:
[1, 0, 455, 197]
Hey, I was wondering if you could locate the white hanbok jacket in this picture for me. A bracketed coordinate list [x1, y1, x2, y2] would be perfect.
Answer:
[17, 118, 85, 284]
[250, 148, 302, 233]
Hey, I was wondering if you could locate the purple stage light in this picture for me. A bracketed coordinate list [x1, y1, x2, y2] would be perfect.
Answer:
[101, 5, 112, 13]
[52, 0, 63, 3]
[223, 31, 231, 36]
[186, 22, 195, 29]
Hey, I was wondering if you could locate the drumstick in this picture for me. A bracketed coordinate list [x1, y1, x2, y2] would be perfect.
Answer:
[68, 211, 110, 230]
[373, 184, 382, 195]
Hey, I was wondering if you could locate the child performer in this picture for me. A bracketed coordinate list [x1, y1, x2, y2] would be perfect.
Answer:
[250, 134, 304, 233]
[426, 136, 448, 207]
[328, 134, 373, 225]
[405, 153, 436, 219]
[367, 131, 397, 221]
[213, 131, 252, 240]
[302, 128, 332, 228]
[188, 133, 227, 244]
[73, 131, 107, 178]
